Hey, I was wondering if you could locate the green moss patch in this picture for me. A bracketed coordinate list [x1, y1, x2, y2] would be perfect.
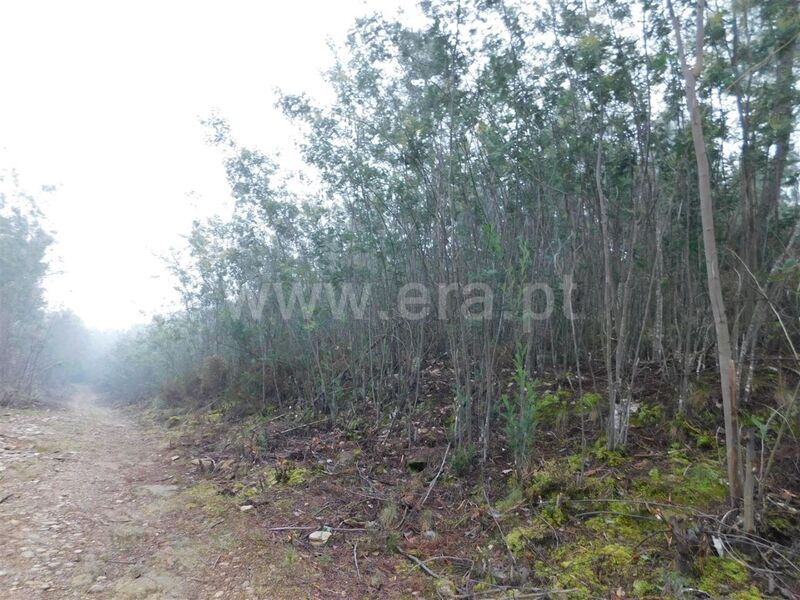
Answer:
[263, 465, 312, 486]
[505, 519, 556, 556]
[183, 481, 231, 516]
[496, 487, 525, 513]
[525, 459, 573, 500]
[697, 557, 761, 599]
[546, 541, 639, 599]
[592, 437, 627, 467]
[631, 454, 726, 508]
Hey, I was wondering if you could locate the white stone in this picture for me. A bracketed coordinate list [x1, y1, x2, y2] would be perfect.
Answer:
[308, 530, 332, 546]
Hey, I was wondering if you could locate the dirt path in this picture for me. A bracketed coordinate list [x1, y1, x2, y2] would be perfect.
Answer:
[0, 391, 319, 599]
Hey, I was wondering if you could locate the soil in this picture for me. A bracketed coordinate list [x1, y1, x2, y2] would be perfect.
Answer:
[0, 390, 423, 599]
[5, 383, 796, 599]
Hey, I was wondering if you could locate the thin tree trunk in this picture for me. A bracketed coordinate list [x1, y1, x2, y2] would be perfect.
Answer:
[668, 0, 742, 502]
[596, 139, 618, 450]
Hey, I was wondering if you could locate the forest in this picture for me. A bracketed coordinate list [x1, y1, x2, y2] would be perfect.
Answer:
[1, 0, 799, 598]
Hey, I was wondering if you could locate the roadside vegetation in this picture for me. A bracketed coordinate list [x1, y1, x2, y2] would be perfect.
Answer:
[2, 0, 798, 597]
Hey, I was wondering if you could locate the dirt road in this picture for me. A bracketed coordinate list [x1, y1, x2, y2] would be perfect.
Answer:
[0, 391, 318, 599]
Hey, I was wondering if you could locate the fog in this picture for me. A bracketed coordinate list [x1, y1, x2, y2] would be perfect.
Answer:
[0, 0, 406, 329]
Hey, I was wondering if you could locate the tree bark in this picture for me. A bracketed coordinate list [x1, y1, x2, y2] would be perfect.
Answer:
[667, 0, 742, 502]
[596, 138, 618, 450]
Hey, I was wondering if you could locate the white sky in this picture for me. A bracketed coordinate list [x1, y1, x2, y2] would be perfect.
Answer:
[0, 0, 409, 331]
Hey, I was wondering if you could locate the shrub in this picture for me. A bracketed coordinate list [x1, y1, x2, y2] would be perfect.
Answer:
[450, 445, 476, 478]
[200, 355, 228, 399]
[160, 379, 184, 405]
[501, 346, 539, 476]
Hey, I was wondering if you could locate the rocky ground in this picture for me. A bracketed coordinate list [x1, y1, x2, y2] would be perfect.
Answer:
[0, 390, 384, 599]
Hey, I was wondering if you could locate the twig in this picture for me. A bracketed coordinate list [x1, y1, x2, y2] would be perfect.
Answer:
[0, 493, 13, 505]
[421, 555, 474, 568]
[277, 418, 326, 436]
[350, 490, 388, 502]
[396, 505, 410, 529]
[632, 529, 664, 552]
[573, 511, 662, 522]
[483, 488, 517, 566]
[267, 525, 367, 532]
[352, 542, 361, 581]
[418, 442, 450, 509]
[539, 497, 715, 516]
[265, 412, 292, 424]
[397, 546, 446, 580]
[533, 510, 561, 547]
[457, 589, 580, 599]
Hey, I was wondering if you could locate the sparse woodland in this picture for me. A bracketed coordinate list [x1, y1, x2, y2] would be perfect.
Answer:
[0, 183, 97, 403]
[2, 0, 800, 597]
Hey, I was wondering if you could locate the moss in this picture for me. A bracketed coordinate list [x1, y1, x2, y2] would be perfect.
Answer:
[286, 467, 308, 485]
[695, 433, 716, 450]
[701, 557, 748, 586]
[593, 437, 627, 467]
[505, 522, 551, 555]
[672, 415, 719, 451]
[433, 578, 457, 597]
[548, 542, 637, 598]
[541, 504, 567, 526]
[764, 509, 798, 536]
[557, 388, 573, 400]
[566, 453, 584, 473]
[767, 514, 792, 531]
[584, 514, 659, 542]
[731, 589, 764, 600]
[205, 410, 223, 423]
[265, 465, 311, 486]
[674, 461, 727, 506]
[579, 472, 619, 499]
[536, 503, 667, 597]
[600, 543, 635, 567]
[166, 415, 183, 429]
[632, 579, 657, 597]
[697, 557, 760, 599]
[525, 459, 569, 500]
[632, 465, 672, 502]
[496, 487, 525, 513]
[631, 454, 726, 508]
[235, 486, 260, 499]
[183, 481, 230, 516]
[537, 391, 562, 417]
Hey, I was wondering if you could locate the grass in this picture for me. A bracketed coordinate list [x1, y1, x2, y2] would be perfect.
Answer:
[182, 480, 231, 516]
